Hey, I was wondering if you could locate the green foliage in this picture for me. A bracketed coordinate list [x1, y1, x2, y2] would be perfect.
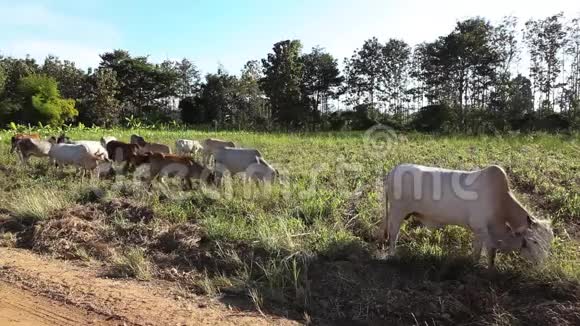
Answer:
[261, 40, 306, 127]
[1, 13, 580, 132]
[17, 75, 78, 126]
[411, 104, 456, 133]
[79, 68, 121, 127]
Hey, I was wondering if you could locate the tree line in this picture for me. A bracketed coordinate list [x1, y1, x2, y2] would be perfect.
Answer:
[1, 13, 579, 133]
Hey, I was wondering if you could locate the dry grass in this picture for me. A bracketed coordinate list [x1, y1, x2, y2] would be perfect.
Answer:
[110, 247, 152, 281]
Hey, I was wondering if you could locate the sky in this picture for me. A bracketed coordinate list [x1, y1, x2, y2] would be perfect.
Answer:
[1, 0, 580, 76]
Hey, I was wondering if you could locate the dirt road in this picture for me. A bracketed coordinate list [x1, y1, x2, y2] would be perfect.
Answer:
[0, 281, 114, 325]
[0, 248, 298, 326]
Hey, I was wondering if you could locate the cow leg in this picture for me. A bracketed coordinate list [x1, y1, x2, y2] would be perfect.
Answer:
[387, 206, 406, 256]
[22, 153, 29, 166]
[487, 247, 497, 268]
[17, 151, 25, 165]
[471, 230, 487, 262]
[184, 177, 193, 190]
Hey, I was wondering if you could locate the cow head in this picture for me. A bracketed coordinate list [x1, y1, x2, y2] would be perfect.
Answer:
[503, 217, 553, 263]
[57, 134, 71, 144]
[131, 152, 152, 166]
[130, 134, 146, 147]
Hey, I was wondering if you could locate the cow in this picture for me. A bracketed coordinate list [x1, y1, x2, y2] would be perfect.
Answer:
[100, 136, 117, 147]
[57, 134, 109, 161]
[48, 143, 106, 179]
[213, 147, 277, 184]
[133, 152, 216, 188]
[104, 140, 141, 173]
[201, 138, 236, 165]
[14, 138, 53, 165]
[175, 139, 203, 157]
[130, 134, 171, 155]
[377, 164, 552, 267]
[10, 133, 40, 154]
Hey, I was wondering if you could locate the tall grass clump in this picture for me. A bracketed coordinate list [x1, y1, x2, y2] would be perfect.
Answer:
[110, 247, 152, 281]
[5, 188, 73, 222]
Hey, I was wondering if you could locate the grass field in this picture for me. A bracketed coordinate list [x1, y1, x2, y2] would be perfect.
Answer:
[0, 128, 579, 325]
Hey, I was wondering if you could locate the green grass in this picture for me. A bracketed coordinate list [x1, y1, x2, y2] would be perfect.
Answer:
[1, 128, 579, 323]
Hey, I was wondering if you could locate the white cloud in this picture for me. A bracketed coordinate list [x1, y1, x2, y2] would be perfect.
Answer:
[2, 40, 106, 69]
[0, 2, 120, 69]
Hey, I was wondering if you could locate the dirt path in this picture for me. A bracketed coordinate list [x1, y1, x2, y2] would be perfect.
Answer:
[0, 281, 113, 326]
[0, 248, 298, 326]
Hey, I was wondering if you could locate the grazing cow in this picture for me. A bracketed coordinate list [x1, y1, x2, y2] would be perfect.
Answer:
[100, 136, 117, 147]
[10, 133, 40, 154]
[48, 143, 106, 179]
[14, 138, 53, 165]
[175, 139, 203, 157]
[106, 140, 139, 162]
[130, 134, 171, 155]
[377, 164, 549, 267]
[213, 147, 276, 183]
[105, 140, 142, 173]
[201, 138, 236, 165]
[133, 152, 216, 188]
[57, 134, 109, 161]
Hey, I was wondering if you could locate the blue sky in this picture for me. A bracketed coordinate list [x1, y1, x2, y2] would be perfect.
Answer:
[1, 0, 579, 75]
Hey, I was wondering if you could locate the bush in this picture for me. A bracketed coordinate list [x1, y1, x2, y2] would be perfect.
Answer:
[17, 75, 78, 126]
[411, 104, 455, 132]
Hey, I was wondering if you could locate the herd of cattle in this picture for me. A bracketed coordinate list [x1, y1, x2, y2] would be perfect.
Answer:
[7, 133, 552, 267]
[9, 133, 278, 186]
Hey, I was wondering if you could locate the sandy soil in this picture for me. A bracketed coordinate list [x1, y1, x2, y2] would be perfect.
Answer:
[0, 248, 299, 326]
[0, 281, 114, 325]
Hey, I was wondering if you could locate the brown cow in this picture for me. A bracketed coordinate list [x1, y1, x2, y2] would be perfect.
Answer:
[105, 140, 140, 172]
[10, 133, 40, 153]
[133, 152, 216, 188]
[130, 134, 171, 155]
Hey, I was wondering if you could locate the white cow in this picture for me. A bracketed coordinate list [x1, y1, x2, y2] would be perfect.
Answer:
[48, 143, 106, 179]
[377, 164, 549, 267]
[175, 139, 203, 156]
[73, 141, 109, 160]
[57, 135, 109, 161]
[214, 147, 276, 183]
[201, 138, 236, 165]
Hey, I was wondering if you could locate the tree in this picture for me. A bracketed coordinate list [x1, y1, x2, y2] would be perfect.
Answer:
[41, 55, 85, 99]
[415, 18, 500, 130]
[237, 60, 268, 128]
[192, 68, 240, 126]
[260, 40, 306, 127]
[175, 58, 201, 98]
[99, 50, 180, 119]
[0, 56, 39, 100]
[344, 37, 385, 107]
[525, 13, 568, 112]
[17, 75, 77, 126]
[180, 96, 205, 124]
[87, 68, 121, 127]
[380, 39, 411, 119]
[301, 47, 344, 118]
[564, 16, 580, 120]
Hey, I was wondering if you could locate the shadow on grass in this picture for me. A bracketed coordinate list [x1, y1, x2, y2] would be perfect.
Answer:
[206, 240, 580, 326]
